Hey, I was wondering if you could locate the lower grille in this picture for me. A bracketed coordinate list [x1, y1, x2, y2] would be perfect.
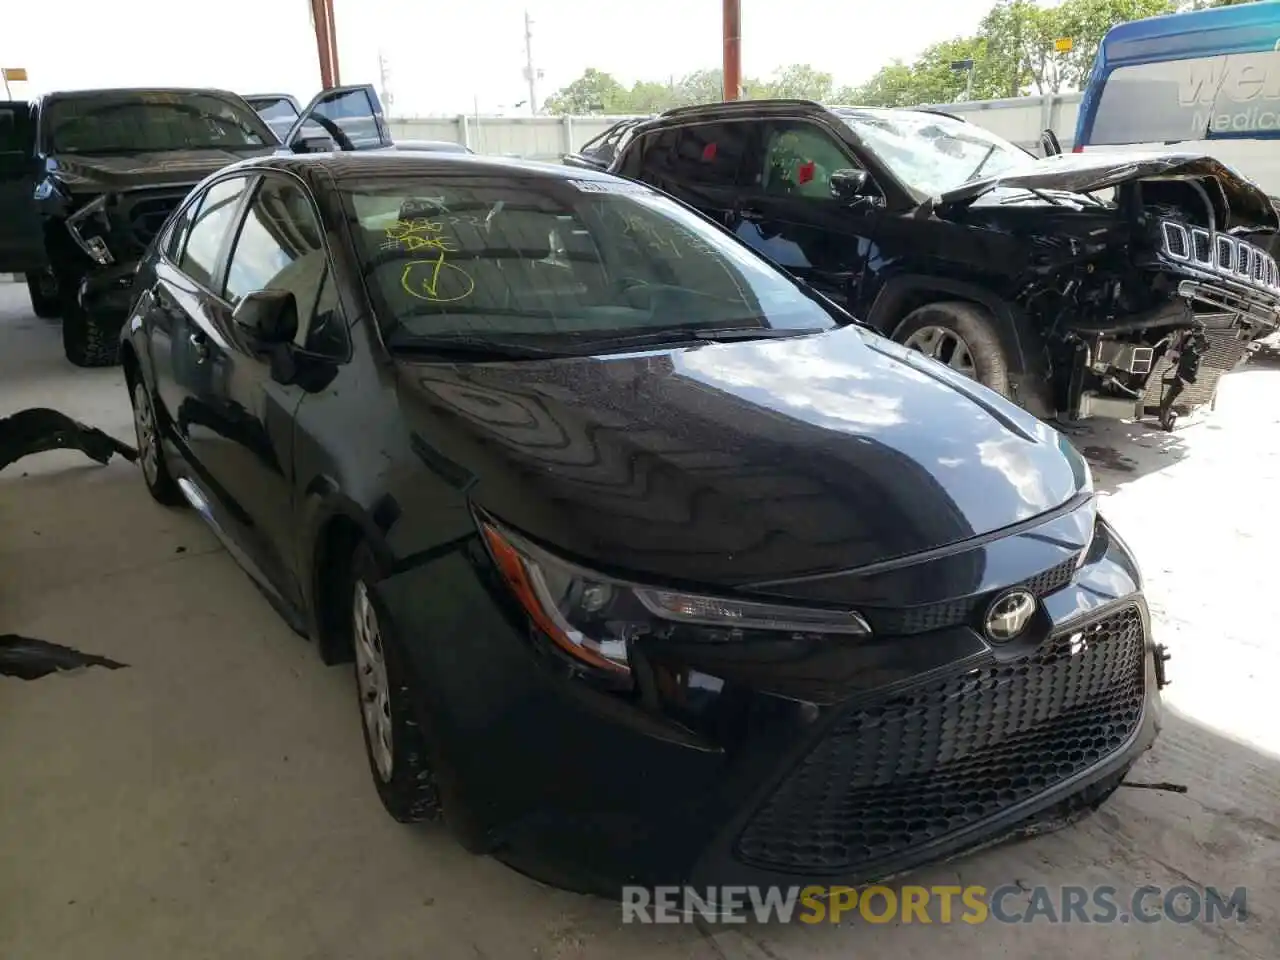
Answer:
[1141, 326, 1252, 411]
[734, 605, 1146, 874]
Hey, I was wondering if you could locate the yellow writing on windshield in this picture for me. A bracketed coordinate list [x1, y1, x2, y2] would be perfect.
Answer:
[623, 214, 683, 259]
[383, 218, 475, 303]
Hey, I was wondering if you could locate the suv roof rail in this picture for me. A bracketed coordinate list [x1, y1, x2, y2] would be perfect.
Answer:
[657, 98, 825, 120]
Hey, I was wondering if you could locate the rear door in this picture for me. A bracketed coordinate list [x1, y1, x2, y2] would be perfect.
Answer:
[0, 100, 47, 272]
[283, 85, 394, 154]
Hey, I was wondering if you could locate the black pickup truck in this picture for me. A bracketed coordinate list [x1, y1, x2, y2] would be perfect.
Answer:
[0, 84, 404, 366]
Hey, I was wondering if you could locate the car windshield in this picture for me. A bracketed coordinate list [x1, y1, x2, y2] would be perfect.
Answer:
[341, 173, 839, 353]
[836, 108, 1037, 196]
[43, 92, 274, 154]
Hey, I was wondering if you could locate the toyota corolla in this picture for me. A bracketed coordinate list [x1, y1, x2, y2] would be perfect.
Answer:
[119, 151, 1167, 896]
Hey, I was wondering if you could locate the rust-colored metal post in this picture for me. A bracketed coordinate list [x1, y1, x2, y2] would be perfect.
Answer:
[722, 0, 741, 101]
[310, 0, 341, 89]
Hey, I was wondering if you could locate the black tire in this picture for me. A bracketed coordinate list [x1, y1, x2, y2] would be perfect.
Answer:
[25, 271, 60, 319]
[62, 296, 120, 368]
[349, 543, 443, 823]
[892, 300, 1012, 398]
[127, 376, 184, 506]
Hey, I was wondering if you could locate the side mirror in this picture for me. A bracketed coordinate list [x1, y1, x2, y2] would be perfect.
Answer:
[830, 168, 871, 202]
[292, 135, 337, 154]
[1040, 129, 1062, 157]
[233, 289, 298, 346]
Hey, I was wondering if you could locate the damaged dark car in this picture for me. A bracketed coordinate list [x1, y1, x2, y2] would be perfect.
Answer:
[119, 151, 1165, 897]
[610, 100, 1280, 429]
[0, 84, 401, 367]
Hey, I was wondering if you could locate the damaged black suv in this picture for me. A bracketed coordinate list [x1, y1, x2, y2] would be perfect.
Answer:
[0, 84, 399, 366]
[610, 100, 1280, 429]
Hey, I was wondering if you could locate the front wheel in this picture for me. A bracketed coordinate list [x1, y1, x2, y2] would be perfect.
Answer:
[893, 300, 1012, 398]
[25, 271, 60, 319]
[62, 296, 121, 368]
[349, 543, 443, 824]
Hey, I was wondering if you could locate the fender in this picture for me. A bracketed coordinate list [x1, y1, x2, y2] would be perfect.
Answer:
[864, 273, 1054, 417]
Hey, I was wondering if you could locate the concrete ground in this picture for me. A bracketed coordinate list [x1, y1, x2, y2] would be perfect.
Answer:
[1, 281, 1277, 960]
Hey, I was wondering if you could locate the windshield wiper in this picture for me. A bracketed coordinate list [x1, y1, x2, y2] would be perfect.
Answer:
[385, 335, 564, 361]
[691, 327, 826, 342]
[965, 144, 999, 183]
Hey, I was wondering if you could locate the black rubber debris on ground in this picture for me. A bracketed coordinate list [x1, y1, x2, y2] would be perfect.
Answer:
[0, 407, 137, 473]
[0, 635, 129, 681]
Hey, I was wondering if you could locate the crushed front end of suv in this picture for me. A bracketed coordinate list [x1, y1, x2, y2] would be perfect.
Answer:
[610, 100, 1280, 429]
[0, 84, 402, 367]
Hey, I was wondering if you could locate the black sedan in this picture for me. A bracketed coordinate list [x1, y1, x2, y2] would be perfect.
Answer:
[119, 151, 1165, 896]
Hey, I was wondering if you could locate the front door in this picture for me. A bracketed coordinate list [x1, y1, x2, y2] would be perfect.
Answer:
[733, 118, 879, 311]
[283, 84, 395, 154]
[0, 101, 46, 272]
[186, 172, 343, 607]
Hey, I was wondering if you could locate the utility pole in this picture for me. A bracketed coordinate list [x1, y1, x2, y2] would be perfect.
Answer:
[378, 49, 394, 113]
[723, 0, 741, 101]
[523, 10, 539, 116]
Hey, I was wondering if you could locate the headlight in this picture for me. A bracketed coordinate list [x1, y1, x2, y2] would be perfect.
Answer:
[480, 520, 871, 676]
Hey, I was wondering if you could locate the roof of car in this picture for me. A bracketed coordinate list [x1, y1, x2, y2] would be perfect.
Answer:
[42, 87, 243, 100]
[239, 150, 628, 184]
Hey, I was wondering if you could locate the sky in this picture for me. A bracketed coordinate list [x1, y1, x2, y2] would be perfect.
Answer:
[1, 0, 998, 116]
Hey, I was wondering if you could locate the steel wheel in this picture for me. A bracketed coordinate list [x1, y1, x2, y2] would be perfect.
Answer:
[902, 324, 978, 379]
[353, 580, 394, 783]
[132, 382, 160, 487]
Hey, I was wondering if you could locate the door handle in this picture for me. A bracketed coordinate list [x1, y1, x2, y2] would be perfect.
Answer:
[188, 331, 210, 362]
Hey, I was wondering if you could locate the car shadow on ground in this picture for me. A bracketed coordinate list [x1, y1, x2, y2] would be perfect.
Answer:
[1060, 416, 1191, 495]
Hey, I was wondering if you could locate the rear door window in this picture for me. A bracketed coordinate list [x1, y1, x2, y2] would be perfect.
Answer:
[635, 122, 752, 189]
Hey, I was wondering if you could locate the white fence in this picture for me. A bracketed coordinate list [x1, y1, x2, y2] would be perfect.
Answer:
[390, 93, 1085, 160]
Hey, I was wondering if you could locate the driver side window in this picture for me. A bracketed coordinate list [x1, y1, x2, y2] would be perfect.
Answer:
[759, 122, 857, 200]
[222, 175, 347, 357]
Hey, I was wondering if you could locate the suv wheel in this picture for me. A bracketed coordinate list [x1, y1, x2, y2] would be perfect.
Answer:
[893, 301, 1011, 397]
[25, 271, 60, 319]
[349, 543, 443, 824]
[62, 297, 120, 368]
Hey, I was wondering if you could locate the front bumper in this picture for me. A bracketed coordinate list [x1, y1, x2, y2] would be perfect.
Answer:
[374, 505, 1163, 896]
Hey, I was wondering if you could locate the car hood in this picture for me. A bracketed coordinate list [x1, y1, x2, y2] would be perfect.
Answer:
[938, 151, 1279, 231]
[47, 147, 271, 191]
[393, 327, 1090, 589]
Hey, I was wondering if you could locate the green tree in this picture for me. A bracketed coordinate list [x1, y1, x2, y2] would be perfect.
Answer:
[758, 63, 836, 101]
[543, 68, 629, 115]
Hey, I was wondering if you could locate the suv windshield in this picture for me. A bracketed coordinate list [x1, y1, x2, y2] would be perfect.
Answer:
[43, 92, 274, 154]
[342, 174, 839, 353]
[836, 108, 1036, 196]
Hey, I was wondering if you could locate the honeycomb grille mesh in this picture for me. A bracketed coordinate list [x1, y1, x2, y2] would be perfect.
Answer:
[861, 555, 1077, 636]
[734, 606, 1146, 874]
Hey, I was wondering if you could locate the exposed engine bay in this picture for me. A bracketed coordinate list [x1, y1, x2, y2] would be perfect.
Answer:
[1019, 172, 1280, 431]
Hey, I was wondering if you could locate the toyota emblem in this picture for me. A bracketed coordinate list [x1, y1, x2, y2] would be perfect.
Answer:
[984, 589, 1036, 643]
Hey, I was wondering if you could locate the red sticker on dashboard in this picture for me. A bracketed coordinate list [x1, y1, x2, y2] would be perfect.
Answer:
[797, 161, 815, 184]
[702, 142, 717, 161]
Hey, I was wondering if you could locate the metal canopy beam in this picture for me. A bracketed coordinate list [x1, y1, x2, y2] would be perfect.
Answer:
[310, 0, 341, 89]
[722, 0, 741, 101]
